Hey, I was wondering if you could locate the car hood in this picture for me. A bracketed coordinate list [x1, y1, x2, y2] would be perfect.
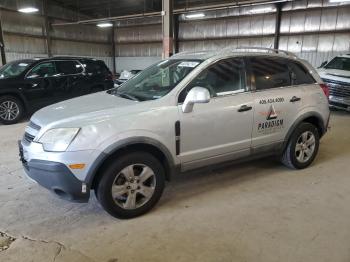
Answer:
[318, 68, 350, 81]
[31, 91, 142, 127]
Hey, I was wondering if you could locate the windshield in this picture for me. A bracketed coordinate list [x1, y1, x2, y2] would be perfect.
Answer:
[325, 57, 350, 71]
[111, 59, 202, 101]
[0, 61, 33, 79]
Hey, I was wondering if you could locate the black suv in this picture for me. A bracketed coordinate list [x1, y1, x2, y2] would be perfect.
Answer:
[0, 57, 113, 124]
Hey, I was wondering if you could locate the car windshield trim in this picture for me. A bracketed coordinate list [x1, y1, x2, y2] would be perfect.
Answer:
[110, 59, 203, 101]
[324, 57, 350, 71]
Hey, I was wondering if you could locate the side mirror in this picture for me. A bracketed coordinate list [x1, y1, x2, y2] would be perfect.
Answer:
[182, 87, 210, 113]
[319, 61, 328, 68]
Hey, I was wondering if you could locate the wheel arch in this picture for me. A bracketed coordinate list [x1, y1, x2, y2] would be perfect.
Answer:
[0, 91, 28, 111]
[283, 111, 326, 151]
[87, 137, 176, 190]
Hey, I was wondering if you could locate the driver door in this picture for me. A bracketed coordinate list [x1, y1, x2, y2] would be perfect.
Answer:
[177, 58, 254, 171]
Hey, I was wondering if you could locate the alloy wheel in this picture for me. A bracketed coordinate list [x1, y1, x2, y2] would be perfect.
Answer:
[111, 164, 156, 210]
[295, 131, 316, 163]
[0, 101, 20, 121]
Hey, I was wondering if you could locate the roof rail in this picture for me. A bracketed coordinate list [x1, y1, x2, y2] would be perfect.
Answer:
[225, 47, 297, 58]
[171, 50, 214, 57]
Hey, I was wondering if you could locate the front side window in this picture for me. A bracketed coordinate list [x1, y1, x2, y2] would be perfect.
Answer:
[289, 62, 315, 85]
[325, 57, 350, 71]
[0, 60, 34, 79]
[250, 57, 291, 90]
[111, 59, 202, 101]
[178, 58, 246, 103]
[55, 61, 83, 75]
[27, 62, 56, 78]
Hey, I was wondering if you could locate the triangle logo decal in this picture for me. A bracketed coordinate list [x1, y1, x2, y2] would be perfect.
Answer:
[267, 105, 278, 120]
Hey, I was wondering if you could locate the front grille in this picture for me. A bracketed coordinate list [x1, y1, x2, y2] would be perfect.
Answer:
[322, 78, 350, 98]
[28, 121, 41, 131]
[329, 101, 348, 109]
[23, 132, 35, 143]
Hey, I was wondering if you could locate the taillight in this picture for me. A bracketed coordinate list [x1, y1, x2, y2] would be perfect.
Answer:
[320, 83, 329, 99]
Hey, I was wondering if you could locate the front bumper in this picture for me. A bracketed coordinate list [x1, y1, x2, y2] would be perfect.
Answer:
[22, 158, 90, 202]
[18, 141, 96, 202]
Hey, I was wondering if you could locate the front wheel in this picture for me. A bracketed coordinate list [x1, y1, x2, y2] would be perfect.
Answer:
[281, 122, 320, 169]
[0, 96, 24, 125]
[96, 152, 165, 219]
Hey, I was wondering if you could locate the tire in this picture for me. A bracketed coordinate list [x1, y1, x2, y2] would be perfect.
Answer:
[0, 96, 24, 125]
[96, 152, 165, 219]
[281, 122, 320, 169]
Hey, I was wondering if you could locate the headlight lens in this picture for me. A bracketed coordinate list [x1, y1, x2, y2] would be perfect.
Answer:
[37, 128, 80, 152]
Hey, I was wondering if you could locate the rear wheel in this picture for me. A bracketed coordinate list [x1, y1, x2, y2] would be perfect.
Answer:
[281, 122, 320, 169]
[0, 96, 24, 125]
[96, 152, 165, 219]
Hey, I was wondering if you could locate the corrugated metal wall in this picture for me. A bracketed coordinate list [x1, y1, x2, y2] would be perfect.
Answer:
[115, 24, 162, 57]
[115, 0, 350, 67]
[0, 9, 113, 69]
[1, 1, 349, 70]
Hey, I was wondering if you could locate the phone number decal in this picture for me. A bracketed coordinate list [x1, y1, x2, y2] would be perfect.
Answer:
[259, 97, 284, 104]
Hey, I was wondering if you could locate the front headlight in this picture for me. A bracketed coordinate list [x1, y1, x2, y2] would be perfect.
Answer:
[36, 128, 80, 152]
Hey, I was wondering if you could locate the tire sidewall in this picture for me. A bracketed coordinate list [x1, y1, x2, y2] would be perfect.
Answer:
[97, 152, 165, 219]
[0, 96, 24, 125]
[289, 123, 320, 169]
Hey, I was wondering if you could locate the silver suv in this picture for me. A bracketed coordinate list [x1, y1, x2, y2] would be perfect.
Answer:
[19, 48, 330, 218]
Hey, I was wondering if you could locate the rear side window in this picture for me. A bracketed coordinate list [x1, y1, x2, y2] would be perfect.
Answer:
[83, 60, 108, 74]
[289, 62, 315, 85]
[250, 57, 291, 90]
[55, 60, 82, 75]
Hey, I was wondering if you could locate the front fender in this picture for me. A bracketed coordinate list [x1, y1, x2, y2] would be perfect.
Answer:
[84, 132, 177, 187]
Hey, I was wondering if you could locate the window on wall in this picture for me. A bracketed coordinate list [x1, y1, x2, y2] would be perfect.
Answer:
[250, 57, 291, 90]
[178, 58, 246, 103]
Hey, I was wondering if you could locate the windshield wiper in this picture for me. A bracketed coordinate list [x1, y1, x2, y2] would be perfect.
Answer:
[117, 92, 140, 101]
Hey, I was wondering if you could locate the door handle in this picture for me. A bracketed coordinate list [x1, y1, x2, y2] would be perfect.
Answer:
[290, 96, 301, 102]
[238, 105, 252, 112]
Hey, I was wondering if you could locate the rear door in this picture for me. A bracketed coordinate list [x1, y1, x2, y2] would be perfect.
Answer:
[249, 56, 305, 152]
[55, 60, 87, 99]
[82, 60, 113, 92]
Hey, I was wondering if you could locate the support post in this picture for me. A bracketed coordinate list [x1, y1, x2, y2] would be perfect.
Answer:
[162, 0, 174, 58]
[43, 0, 52, 57]
[111, 25, 116, 75]
[173, 14, 179, 54]
[0, 11, 6, 65]
[274, 3, 283, 50]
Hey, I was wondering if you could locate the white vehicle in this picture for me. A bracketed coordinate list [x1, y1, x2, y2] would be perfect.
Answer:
[19, 48, 330, 219]
[114, 69, 142, 86]
[318, 54, 350, 111]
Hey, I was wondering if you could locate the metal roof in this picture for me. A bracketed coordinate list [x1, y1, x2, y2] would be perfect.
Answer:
[52, 0, 284, 20]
